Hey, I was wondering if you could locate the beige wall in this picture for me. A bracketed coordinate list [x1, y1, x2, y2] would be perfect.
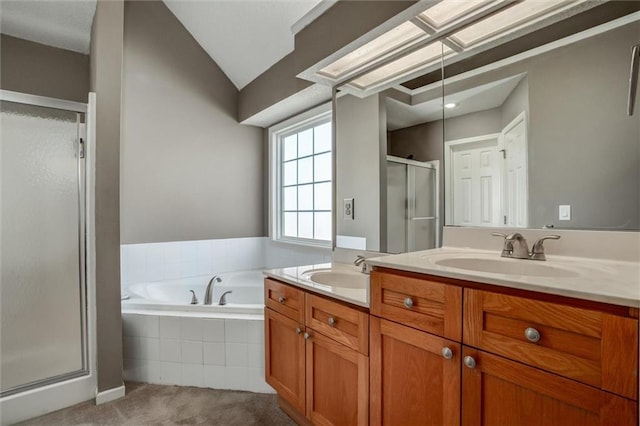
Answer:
[120, 1, 264, 244]
[0, 35, 89, 103]
[90, 0, 124, 393]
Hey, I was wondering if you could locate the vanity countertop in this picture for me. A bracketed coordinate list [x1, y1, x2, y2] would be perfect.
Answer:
[366, 247, 640, 308]
[264, 262, 369, 308]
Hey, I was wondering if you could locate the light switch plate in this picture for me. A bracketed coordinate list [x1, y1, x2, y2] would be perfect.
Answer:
[343, 198, 354, 220]
[559, 205, 571, 221]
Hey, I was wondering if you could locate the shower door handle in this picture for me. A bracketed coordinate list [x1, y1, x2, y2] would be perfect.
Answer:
[628, 44, 640, 116]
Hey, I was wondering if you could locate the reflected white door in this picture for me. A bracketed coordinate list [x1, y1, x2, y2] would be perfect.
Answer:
[448, 136, 502, 227]
[502, 112, 528, 227]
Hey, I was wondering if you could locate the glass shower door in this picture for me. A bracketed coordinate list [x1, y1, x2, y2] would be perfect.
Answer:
[0, 100, 87, 396]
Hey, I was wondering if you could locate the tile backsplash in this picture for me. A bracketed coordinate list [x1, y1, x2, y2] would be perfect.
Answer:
[121, 237, 332, 289]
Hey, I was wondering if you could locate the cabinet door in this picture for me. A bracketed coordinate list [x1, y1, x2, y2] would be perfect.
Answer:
[265, 308, 306, 414]
[370, 317, 461, 426]
[461, 347, 638, 426]
[305, 331, 368, 426]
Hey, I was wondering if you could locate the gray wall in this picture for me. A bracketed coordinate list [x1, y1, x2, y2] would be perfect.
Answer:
[336, 93, 384, 251]
[90, 0, 124, 393]
[0, 34, 89, 103]
[526, 23, 639, 229]
[121, 1, 264, 244]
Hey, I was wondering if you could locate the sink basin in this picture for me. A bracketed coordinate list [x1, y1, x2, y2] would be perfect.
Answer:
[301, 269, 368, 289]
[434, 257, 578, 278]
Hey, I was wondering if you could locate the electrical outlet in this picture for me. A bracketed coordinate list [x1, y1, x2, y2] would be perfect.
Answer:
[343, 198, 354, 220]
[559, 205, 571, 221]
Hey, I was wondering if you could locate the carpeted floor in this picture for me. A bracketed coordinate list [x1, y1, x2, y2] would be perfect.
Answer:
[18, 382, 296, 426]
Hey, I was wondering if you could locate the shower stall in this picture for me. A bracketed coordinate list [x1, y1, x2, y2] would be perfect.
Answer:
[0, 90, 96, 425]
[386, 156, 440, 253]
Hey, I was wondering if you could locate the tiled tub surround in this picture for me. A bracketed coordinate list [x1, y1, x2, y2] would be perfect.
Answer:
[122, 313, 273, 393]
[121, 237, 330, 394]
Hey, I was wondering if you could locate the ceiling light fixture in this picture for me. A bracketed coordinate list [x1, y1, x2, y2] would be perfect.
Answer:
[444, 102, 457, 109]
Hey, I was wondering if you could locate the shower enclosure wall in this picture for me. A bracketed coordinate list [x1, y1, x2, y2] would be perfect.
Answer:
[0, 90, 96, 425]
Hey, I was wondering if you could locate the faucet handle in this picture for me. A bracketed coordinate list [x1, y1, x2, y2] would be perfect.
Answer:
[491, 232, 512, 257]
[530, 235, 561, 260]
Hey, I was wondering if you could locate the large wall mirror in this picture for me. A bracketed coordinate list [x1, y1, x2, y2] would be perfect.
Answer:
[333, 1, 640, 254]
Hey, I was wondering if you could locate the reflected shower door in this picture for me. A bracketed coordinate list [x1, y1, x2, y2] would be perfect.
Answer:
[407, 165, 437, 252]
[0, 101, 86, 396]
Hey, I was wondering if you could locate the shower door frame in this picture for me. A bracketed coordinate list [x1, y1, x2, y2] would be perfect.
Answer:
[0, 89, 97, 424]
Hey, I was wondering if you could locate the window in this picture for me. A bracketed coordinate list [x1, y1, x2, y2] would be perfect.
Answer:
[270, 106, 332, 246]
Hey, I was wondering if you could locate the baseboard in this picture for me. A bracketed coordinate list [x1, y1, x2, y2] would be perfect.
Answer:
[95, 385, 125, 405]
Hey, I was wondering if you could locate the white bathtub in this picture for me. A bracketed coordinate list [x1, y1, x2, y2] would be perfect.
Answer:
[122, 270, 265, 316]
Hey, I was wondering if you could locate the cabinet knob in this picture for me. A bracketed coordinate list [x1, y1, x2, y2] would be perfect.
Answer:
[441, 347, 453, 360]
[295, 327, 302, 335]
[524, 327, 541, 343]
[303, 332, 311, 340]
[278, 296, 286, 304]
[328, 317, 336, 326]
[403, 297, 414, 309]
[463, 356, 477, 369]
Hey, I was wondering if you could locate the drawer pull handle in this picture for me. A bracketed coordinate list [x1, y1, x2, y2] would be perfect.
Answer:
[328, 317, 336, 326]
[295, 327, 302, 335]
[463, 356, 477, 369]
[441, 347, 453, 360]
[524, 327, 541, 343]
[303, 332, 311, 340]
[403, 297, 414, 309]
[278, 296, 286, 304]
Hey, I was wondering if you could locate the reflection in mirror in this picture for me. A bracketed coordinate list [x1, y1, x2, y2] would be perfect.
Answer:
[334, 4, 639, 256]
[334, 43, 445, 254]
[442, 17, 639, 230]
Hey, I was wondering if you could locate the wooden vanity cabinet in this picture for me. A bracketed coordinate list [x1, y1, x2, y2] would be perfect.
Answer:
[370, 268, 639, 426]
[264, 278, 369, 426]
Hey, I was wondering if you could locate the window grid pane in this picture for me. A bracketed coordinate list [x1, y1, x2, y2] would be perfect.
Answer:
[279, 118, 331, 242]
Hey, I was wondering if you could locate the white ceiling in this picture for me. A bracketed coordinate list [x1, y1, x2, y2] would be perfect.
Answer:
[0, 0, 96, 54]
[163, 0, 324, 90]
[386, 74, 526, 131]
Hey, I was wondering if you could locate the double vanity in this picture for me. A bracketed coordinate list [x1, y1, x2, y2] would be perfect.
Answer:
[263, 230, 640, 425]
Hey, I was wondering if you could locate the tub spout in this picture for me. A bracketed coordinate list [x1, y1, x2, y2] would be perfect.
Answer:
[204, 275, 222, 305]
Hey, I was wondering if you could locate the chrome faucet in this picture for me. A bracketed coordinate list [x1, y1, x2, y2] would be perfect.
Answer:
[492, 232, 560, 261]
[204, 275, 222, 305]
[354, 255, 368, 273]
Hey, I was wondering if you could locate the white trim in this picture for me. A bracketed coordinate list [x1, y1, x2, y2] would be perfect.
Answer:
[291, 0, 339, 35]
[0, 89, 87, 113]
[95, 385, 125, 405]
[268, 103, 333, 247]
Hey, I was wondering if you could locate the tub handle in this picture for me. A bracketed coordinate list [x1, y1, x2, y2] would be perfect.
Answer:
[189, 290, 199, 305]
[218, 290, 232, 306]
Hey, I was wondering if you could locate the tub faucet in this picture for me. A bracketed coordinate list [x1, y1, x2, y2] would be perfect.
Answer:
[204, 275, 222, 305]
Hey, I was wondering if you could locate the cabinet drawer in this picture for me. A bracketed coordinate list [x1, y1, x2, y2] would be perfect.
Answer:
[463, 289, 638, 399]
[265, 278, 305, 324]
[370, 270, 462, 340]
[305, 293, 369, 355]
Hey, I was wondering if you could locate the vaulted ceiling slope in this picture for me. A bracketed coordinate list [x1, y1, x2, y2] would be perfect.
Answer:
[0, 0, 97, 54]
[163, 0, 323, 90]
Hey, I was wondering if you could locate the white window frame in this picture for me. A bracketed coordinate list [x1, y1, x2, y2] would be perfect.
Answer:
[268, 103, 333, 247]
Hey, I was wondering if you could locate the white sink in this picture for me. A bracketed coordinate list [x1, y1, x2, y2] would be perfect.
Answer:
[301, 269, 368, 289]
[434, 257, 578, 278]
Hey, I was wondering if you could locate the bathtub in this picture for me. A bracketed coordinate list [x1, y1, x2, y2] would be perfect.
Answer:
[122, 270, 265, 316]
[121, 269, 272, 393]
